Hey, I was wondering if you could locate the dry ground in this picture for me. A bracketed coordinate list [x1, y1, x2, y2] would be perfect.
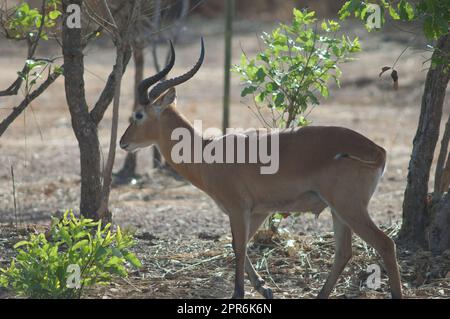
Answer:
[0, 18, 449, 298]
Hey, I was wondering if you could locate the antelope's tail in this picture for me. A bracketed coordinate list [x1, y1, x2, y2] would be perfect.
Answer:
[334, 148, 386, 174]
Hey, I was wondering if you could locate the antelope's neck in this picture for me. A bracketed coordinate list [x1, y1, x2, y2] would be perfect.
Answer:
[157, 105, 205, 188]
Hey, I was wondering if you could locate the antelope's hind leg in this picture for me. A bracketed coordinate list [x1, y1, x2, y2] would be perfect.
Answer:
[337, 208, 403, 299]
[246, 213, 273, 299]
[317, 212, 353, 299]
[320, 166, 402, 299]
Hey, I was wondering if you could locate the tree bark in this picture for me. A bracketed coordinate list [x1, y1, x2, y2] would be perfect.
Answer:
[222, 0, 234, 133]
[62, 0, 103, 218]
[398, 34, 450, 248]
[429, 191, 450, 254]
[115, 46, 143, 180]
[434, 112, 450, 196]
[440, 154, 450, 193]
[97, 43, 127, 222]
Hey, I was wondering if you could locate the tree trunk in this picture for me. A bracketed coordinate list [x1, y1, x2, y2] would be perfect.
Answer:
[429, 191, 450, 254]
[398, 34, 450, 248]
[78, 129, 103, 218]
[434, 112, 450, 196]
[440, 155, 450, 192]
[222, 0, 234, 133]
[116, 46, 143, 180]
[97, 42, 127, 222]
[62, 0, 102, 219]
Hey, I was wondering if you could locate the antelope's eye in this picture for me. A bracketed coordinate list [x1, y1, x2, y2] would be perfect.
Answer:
[134, 112, 144, 121]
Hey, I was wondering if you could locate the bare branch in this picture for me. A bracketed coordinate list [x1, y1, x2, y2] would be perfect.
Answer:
[84, 0, 117, 36]
[90, 47, 132, 125]
[151, 0, 162, 72]
[0, 69, 61, 137]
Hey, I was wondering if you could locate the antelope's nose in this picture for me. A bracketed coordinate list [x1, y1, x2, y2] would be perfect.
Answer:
[119, 138, 129, 150]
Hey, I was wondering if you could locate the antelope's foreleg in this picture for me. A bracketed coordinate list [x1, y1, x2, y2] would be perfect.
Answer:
[229, 213, 250, 299]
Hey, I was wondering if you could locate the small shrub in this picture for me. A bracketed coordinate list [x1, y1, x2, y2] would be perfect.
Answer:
[233, 8, 361, 128]
[0, 211, 142, 299]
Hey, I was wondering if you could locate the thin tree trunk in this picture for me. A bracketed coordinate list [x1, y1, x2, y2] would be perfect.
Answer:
[398, 34, 450, 248]
[132, 47, 145, 112]
[151, 0, 163, 169]
[440, 155, 450, 192]
[116, 46, 144, 180]
[434, 112, 450, 196]
[97, 44, 126, 222]
[430, 85, 450, 254]
[222, 0, 234, 133]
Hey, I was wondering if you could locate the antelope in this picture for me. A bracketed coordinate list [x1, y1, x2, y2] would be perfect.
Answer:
[120, 39, 403, 299]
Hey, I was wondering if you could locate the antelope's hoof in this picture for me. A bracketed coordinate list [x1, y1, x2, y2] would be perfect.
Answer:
[262, 287, 273, 299]
[231, 290, 244, 299]
[255, 278, 265, 289]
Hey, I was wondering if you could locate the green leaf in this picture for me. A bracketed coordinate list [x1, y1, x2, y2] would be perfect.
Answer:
[265, 82, 278, 93]
[389, 6, 400, 20]
[13, 241, 31, 249]
[48, 10, 61, 20]
[71, 240, 89, 251]
[255, 67, 266, 82]
[18, 3, 30, 14]
[241, 86, 256, 97]
[124, 252, 142, 268]
[273, 92, 285, 107]
[54, 66, 64, 75]
[105, 256, 122, 267]
[307, 92, 320, 105]
[423, 16, 435, 38]
[112, 247, 123, 258]
[255, 92, 266, 104]
[398, 0, 415, 20]
[116, 226, 122, 243]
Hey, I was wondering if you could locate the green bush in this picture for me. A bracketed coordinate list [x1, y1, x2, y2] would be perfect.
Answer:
[233, 8, 360, 128]
[0, 211, 142, 299]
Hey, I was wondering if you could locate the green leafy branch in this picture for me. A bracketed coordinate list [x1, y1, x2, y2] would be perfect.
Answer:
[339, 0, 449, 40]
[2, 0, 61, 41]
[233, 9, 361, 129]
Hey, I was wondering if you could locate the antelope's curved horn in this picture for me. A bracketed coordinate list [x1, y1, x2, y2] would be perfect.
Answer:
[148, 38, 205, 101]
[138, 41, 175, 105]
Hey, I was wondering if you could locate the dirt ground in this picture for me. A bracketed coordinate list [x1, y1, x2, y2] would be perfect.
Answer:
[0, 17, 449, 298]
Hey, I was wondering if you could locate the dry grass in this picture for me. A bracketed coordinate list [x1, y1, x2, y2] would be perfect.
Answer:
[1, 223, 449, 299]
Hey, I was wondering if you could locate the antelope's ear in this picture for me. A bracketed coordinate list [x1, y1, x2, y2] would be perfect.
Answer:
[159, 87, 177, 106]
[152, 87, 177, 116]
